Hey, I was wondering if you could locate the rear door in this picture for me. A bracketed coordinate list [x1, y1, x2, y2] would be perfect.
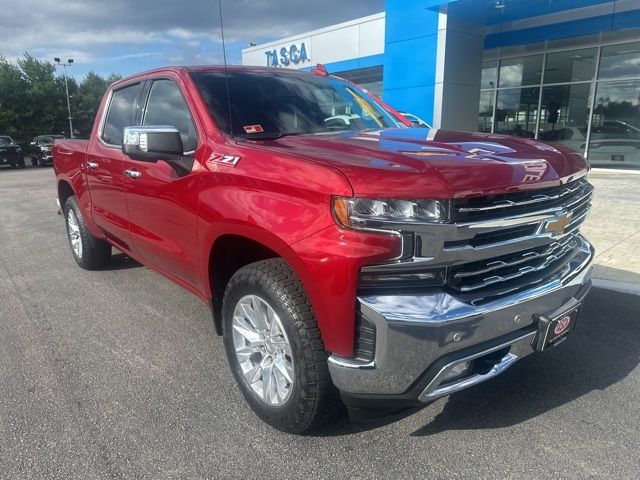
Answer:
[85, 81, 144, 251]
[122, 75, 202, 290]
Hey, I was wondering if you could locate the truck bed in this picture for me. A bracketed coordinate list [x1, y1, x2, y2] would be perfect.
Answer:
[52, 139, 89, 175]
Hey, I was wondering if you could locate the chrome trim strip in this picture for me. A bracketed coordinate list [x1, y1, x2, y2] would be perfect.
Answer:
[327, 356, 376, 370]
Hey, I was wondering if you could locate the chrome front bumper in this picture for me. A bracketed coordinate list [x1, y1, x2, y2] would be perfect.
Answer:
[328, 235, 594, 399]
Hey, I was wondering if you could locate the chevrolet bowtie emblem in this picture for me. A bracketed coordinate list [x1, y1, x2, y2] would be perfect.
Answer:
[545, 211, 572, 236]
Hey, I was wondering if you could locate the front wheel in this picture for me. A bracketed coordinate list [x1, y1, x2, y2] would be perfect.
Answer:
[64, 196, 112, 269]
[222, 259, 340, 433]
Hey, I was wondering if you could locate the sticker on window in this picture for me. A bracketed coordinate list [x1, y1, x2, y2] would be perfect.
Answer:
[243, 125, 264, 134]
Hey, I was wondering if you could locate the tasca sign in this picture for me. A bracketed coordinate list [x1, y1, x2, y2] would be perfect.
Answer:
[264, 42, 310, 67]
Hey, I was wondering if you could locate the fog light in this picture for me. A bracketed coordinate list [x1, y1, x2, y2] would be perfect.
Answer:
[441, 361, 471, 383]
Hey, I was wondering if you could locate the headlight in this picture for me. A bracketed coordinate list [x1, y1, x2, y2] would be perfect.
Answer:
[332, 196, 447, 230]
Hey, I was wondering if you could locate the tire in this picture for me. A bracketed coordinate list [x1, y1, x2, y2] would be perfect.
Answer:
[63, 196, 111, 269]
[18, 157, 25, 169]
[222, 258, 339, 434]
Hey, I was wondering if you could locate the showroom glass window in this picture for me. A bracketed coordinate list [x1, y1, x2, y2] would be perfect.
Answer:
[589, 80, 640, 168]
[495, 87, 539, 137]
[477, 62, 497, 132]
[494, 56, 543, 137]
[478, 39, 640, 169]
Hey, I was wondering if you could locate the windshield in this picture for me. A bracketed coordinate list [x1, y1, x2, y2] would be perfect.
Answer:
[190, 71, 405, 138]
[38, 135, 63, 145]
[0, 136, 14, 145]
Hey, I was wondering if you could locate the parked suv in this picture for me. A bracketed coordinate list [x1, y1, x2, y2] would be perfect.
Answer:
[30, 135, 65, 167]
[0, 136, 25, 169]
[53, 66, 594, 433]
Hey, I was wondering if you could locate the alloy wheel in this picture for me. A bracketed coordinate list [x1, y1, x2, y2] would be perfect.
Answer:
[231, 294, 295, 406]
[67, 209, 83, 258]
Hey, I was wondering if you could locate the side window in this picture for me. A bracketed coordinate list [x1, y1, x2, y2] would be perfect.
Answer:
[102, 83, 141, 146]
[143, 79, 198, 152]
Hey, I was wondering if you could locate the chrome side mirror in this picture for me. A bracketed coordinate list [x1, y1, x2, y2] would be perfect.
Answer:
[122, 125, 183, 162]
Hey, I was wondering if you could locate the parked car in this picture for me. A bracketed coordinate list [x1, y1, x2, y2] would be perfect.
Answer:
[53, 66, 594, 433]
[399, 111, 431, 128]
[0, 135, 25, 169]
[538, 125, 640, 168]
[29, 135, 65, 167]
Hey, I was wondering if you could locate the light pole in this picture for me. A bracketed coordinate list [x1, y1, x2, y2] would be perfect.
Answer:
[54, 58, 74, 138]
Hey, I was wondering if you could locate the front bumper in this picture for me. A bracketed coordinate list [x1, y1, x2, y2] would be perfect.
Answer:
[0, 151, 22, 165]
[328, 235, 594, 402]
[40, 152, 53, 164]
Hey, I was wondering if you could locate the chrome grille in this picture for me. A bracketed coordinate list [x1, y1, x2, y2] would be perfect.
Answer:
[445, 177, 593, 303]
[448, 233, 581, 302]
[453, 177, 592, 222]
[361, 177, 593, 304]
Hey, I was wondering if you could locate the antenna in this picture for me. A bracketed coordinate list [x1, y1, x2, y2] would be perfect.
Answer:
[217, 0, 234, 136]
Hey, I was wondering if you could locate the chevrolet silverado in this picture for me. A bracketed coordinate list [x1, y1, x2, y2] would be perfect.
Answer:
[53, 65, 594, 433]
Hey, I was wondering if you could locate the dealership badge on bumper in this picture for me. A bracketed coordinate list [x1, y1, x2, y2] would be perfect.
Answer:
[534, 304, 582, 351]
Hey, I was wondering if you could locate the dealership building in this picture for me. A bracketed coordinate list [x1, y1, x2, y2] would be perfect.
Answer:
[242, 0, 640, 168]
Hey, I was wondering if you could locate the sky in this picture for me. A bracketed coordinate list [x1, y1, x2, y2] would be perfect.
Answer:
[0, 0, 385, 81]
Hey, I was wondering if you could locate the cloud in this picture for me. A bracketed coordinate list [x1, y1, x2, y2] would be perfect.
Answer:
[0, 0, 385, 74]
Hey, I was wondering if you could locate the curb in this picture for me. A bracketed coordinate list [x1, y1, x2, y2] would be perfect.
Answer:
[590, 168, 640, 175]
[592, 278, 640, 296]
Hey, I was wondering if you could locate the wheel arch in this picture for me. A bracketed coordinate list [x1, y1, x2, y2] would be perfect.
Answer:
[208, 233, 282, 335]
[58, 179, 75, 210]
[205, 230, 325, 343]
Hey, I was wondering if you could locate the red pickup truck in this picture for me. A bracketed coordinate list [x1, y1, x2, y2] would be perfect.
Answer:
[53, 66, 594, 433]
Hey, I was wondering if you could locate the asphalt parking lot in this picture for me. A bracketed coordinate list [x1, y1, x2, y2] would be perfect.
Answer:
[1, 167, 639, 479]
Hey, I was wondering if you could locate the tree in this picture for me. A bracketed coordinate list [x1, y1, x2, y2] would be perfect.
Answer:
[17, 53, 61, 140]
[0, 53, 121, 143]
[0, 55, 27, 139]
[73, 71, 121, 137]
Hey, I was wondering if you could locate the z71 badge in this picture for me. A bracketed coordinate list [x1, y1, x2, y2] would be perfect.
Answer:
[207, 153, 241, 167]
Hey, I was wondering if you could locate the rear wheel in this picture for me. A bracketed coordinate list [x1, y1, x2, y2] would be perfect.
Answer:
[222, 258, 339, 433]
[64, 196, 111, 269]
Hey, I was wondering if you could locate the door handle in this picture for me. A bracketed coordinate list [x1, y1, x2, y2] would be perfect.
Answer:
[86, 161, 98, 169]
[124, 169, 141, 179]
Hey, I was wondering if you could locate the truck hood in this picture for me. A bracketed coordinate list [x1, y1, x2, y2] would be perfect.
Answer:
[245, 128, 588, 198]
